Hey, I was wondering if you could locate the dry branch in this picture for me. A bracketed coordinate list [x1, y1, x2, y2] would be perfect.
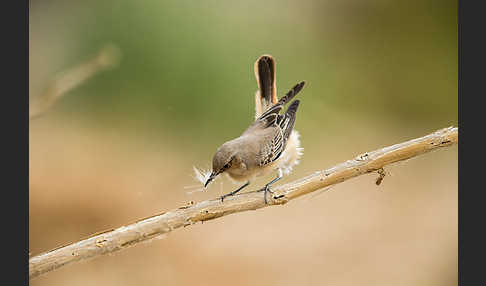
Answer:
[29, 44, 121, 120]
[29, 126, 458, 280]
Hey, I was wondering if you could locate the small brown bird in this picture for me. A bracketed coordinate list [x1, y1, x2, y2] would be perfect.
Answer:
[204, 55, 305, 203]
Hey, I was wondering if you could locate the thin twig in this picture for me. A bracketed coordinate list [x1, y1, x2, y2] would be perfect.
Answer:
[29, 126, 458, 280]
[29, 44, 121, 120]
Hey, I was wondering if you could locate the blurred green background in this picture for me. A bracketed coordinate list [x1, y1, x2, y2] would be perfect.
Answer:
[30, 0, 457, 285]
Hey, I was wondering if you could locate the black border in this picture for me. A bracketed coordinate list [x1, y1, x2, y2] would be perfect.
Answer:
[459, 0, 484, 284]
[2, 0, 29, 284]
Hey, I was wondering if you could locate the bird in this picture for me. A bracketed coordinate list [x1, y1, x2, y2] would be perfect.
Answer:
[204, 55, 305, 203]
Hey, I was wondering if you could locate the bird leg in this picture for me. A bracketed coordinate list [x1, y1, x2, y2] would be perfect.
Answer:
[262, 170, 283, 204]
[220, 181, 250, 202]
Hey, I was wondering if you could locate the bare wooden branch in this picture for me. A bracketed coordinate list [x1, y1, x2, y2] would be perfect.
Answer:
[29, 126, 458, 280]
[29, 44, 121, 120]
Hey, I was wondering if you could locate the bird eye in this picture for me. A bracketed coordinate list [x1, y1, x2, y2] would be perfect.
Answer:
[224, 163, 231, 169]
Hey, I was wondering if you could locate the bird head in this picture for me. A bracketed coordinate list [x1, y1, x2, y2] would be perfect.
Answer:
[204, 142, 237, 188]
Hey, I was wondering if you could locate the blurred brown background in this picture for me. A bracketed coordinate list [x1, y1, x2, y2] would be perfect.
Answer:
[29, 0, 457, 285]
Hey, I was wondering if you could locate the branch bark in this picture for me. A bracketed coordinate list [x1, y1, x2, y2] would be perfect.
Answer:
[29, 126, 458, 280]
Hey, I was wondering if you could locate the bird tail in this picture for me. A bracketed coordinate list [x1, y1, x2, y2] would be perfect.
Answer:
[254, 55, 278, 119]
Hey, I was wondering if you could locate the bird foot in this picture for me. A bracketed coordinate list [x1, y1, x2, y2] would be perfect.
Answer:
[220, 193, 232, 202]
[263, 185, 274, 204]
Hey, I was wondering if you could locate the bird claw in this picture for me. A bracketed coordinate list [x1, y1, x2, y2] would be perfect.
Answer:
[263, 185, 274, 204]
[220, 193, 230, 202]
[219, 181, 250, 203]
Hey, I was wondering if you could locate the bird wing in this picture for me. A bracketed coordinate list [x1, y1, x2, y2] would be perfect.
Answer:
[257, 100, 300, 165]
[243, 81, 304, 166]
[244, 81, 305, 135]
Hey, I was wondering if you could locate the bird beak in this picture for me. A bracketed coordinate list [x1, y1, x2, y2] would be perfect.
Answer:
[204, 172, 216, 188]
